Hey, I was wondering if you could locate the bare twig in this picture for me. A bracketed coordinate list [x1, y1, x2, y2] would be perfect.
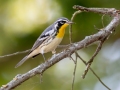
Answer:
[69, 55, 76, 63]
[75, 52, 111, 90]
[101, 14, 106, 27]
[73, 5, 117, 16]
[0, 45, 69, 59]
[82, 40, 105, 79]
[69, 10, 81, 43]
[0, 49, 30, 58]
[69, 11, 81, 90]
[39, 74, 43, 83]
[70, 11, 81, 90]
[71, 53, 78, 90]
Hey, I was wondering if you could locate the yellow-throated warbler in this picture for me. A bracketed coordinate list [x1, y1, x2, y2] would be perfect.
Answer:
[15, 17, 73, 68]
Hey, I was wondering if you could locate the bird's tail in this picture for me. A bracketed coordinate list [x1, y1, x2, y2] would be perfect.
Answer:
[15, 56, 28, 68]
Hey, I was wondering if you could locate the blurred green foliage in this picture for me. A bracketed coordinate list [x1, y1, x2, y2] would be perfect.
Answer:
[0, 0, 120, 90]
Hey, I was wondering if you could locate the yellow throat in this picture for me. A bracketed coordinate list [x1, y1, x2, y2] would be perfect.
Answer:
[56, 23, 69, 38]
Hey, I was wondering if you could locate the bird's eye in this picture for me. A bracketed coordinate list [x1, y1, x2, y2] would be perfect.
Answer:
[60, 21, 65, 24]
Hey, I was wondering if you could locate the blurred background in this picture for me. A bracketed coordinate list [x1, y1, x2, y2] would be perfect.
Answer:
[0, 0, 120, 90]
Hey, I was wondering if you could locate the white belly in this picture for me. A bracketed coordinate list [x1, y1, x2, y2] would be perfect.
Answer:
[40, 37, 63, 54]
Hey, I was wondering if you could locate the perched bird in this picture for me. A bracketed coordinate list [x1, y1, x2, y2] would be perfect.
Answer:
[15, 17, 73, 68]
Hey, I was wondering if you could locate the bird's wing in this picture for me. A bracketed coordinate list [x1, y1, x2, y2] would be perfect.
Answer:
[30, 24, 55, 52]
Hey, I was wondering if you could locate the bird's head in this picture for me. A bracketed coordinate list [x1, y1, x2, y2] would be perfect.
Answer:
[54, 17, 73, 30]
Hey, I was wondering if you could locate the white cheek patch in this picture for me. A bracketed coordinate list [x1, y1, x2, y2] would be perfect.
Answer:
[54, 23, 58, 30]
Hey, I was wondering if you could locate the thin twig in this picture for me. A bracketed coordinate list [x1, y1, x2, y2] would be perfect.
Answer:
[75, 52, 111, 90]
[69, 55, 76, 64]
[0, 49, 30, 58]
[69, 11, 82, 90]
[82, 40, 105, 79]
[0, 44, 69, 59]
[71, 53, 78, 90]
[69, 11, 82, 89]
[0, 45, 69, 59]
[69, 10, 81, 90]
[39, 74, 43, 83]
[101, 14, 106, 27]
[90, 68, 110, 90]
[69, 10, 81, 43]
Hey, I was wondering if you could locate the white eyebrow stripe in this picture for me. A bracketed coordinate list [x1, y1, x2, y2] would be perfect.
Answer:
[57, 19, 69, 23]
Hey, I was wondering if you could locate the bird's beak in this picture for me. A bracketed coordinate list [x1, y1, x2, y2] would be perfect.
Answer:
[67, 21, 74, 24]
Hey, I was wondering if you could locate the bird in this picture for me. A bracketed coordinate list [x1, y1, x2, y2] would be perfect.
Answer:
[15, 17, 73, 68]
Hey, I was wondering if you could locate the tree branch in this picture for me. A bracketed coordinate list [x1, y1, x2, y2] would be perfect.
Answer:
[82, 40, 105, 79]
[75, 52, 111, 90]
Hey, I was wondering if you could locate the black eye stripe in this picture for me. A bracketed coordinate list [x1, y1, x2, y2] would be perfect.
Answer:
[60, 21, 65, 24]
